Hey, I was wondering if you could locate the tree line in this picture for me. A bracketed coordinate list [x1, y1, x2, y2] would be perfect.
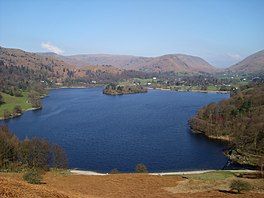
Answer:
[189, 84, 264, 166]
[0, 125, 67, 171]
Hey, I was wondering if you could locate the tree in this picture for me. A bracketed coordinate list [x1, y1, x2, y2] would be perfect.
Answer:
[27, 138, 50, 170]
[0, 126, 19, 169]
[135, 163, 148, 173]
[13, 105, 22, 115]
[52, 144, 67, 169]
[28, 91, 42, 108]
[230, 180, 251, 193]
[19, 137, 31, 166]
[258, 156, 264, 178]
[0, 94, 4, 105]
[3, 110, 11, 120]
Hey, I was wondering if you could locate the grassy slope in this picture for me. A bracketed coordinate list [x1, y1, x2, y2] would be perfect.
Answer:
[0, 92, 32, 118]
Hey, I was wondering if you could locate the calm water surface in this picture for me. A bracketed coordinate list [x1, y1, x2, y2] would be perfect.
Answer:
[1, 87, 229, 172]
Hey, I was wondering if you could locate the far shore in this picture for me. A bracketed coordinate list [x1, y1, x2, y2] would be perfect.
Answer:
[48, 85, 104, 90]
[70, 169, 257, 176]
[149, 87, 229, 94]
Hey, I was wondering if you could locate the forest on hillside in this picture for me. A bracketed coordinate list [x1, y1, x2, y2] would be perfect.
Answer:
[189, 84, 264, 166]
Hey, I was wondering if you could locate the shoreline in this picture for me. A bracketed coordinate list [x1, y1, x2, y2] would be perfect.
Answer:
[70, 169, 257, 176]
[0, 86, 101, 121]
[190, 128, 231, 142]
[48, 85, 104, 90]
[0, 107, 42, 121]
[150, 87, 229, 94]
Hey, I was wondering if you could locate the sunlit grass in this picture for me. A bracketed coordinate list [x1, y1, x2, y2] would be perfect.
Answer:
[0, 92, 32, 118]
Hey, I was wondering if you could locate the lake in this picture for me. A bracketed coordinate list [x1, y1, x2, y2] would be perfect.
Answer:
[1, 87, 230, 173]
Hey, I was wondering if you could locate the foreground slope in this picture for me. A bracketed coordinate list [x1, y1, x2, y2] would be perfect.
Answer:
[0, 171, 263, 198]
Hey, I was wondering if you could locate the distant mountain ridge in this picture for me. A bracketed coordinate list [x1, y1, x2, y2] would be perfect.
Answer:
[63, 53, 216, 73]
[0, 46, 152, 87]
[3, 46, 264, 75]
[228, 50, 264, 74]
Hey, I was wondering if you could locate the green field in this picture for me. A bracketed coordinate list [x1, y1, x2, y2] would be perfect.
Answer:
[0, 92, 32, 119]
[183, 171, 235, 181]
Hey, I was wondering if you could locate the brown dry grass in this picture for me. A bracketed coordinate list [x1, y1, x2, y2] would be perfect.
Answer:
[0, 172, 263, 198]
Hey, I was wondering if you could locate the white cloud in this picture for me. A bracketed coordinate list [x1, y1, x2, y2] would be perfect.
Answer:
[41, 42, 63, 55]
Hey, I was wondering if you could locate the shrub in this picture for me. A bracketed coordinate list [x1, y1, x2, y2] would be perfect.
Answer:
[13, 105, 22, 115]
[110, 168, 120, 174]
[230, 179, 251, 193]
[3, 110, 11, 119]
[135, 163, 148, 173]
[0, 94, 4, 105]
[23, 169, 43, 184]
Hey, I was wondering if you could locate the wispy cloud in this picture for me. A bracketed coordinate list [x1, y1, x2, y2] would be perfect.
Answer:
[205, 53, 243, 68]
[41, 42, 63, 54]
[226, 53, 242, 61]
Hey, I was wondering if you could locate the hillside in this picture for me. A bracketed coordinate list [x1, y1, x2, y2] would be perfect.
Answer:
[228, 50, 264, 74]
[62, 53, 216, 73]
[0, 46, 80, 91]
[189, 85, 264, 166]
[0, 46, 151, 89]
[0, 46, 75, 79]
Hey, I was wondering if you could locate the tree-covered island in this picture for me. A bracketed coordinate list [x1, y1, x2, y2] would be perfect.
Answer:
[103, 83, 148, 95]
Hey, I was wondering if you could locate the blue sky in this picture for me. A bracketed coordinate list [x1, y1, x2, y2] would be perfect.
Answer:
[0, 0, 263, 67]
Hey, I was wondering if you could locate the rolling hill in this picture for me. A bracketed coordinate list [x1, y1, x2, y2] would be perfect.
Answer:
[64, 53, 216, 73]
[0, 46, 152, 89]
[228, 50, 264, 74]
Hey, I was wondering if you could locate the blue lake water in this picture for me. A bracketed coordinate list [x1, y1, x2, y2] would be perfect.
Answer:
[1, 87, 230, 173]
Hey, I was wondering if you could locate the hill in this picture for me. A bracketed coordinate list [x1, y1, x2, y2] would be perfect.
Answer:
[189, 85, 264, 166]
[62, 53, 216, 73]
[228, 50, 264, 74]
[0, 46, 77, 91]
[0, 46, 154, 90]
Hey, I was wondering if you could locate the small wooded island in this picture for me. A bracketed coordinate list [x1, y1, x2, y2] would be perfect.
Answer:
[103, 83, 148, 95]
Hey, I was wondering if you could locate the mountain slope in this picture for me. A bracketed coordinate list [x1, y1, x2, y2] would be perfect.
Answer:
[64, 53, 216, 73]
[0, 46, 75, 79]
[0, 46, 152, 89]
[228, 50, 264, 73]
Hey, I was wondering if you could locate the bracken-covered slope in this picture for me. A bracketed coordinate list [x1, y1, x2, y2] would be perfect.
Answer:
[0, 46, 76, 80]
[228, 50, 264, 74]
[0, 46, 153, 89]
[64, 53, 216, 73]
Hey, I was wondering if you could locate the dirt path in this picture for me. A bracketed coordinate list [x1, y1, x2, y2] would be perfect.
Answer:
[70, 169, 257, 176]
